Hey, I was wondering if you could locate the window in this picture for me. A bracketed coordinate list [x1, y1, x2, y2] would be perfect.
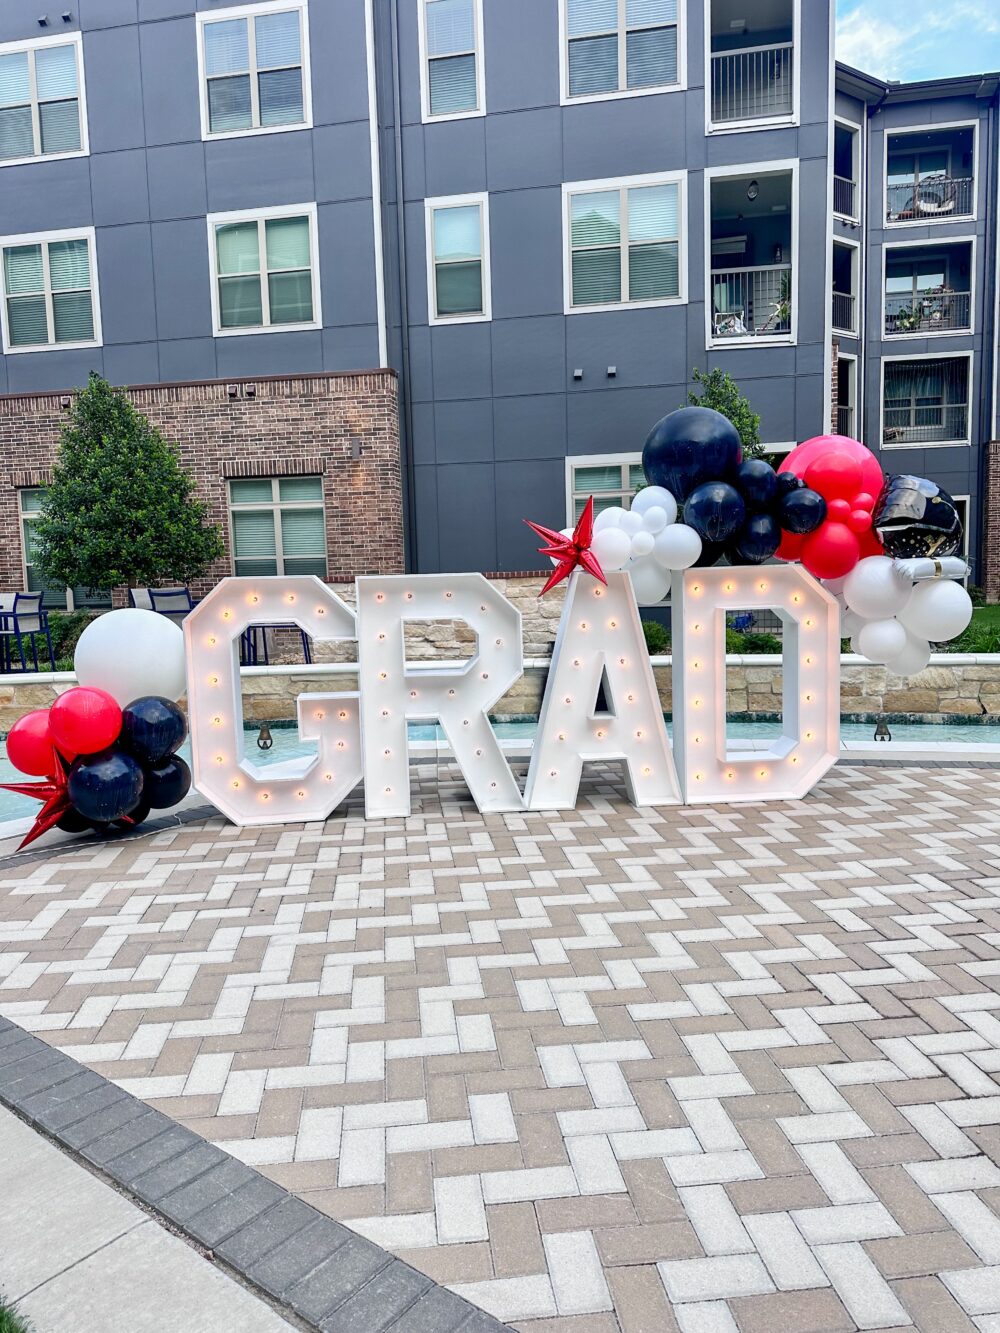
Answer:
[568, 456, 645, 523]
[425, 194, 490, 324]
[198, 1, 310, 139]
[228, 477, 327, 578]
[207, 206, 320, 336]
[886, 126, 975, 224]
[882, 357, 970, 447]
[0, 34, 86, 166]
[884, 242, 973, 337]
[19, 489, 110, 611]
[565, 173, 684, 312]
[833, 122, 859, 220]
[563, 0, 680, 101]
[0, 227, 99, 353]
[419, 0, 484, 121]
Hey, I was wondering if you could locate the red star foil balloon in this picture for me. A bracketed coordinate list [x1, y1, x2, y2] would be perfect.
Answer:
[0, 750, 73, 850]
[525, 495, 607, 596]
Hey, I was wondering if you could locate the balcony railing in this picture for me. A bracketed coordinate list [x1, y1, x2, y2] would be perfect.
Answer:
[885, 291, 971, 336]
[711, 265, 792, 339]
[883, 405, 968, 446]
[836, 405, 854, 437]
[832, 291, 856, 333]
[886, 176, 974, 223]
[710, 43, 794, 125]
[833, 176, 857, 219]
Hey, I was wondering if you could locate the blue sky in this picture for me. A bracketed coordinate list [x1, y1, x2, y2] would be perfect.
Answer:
[836, 0, 1000, 80]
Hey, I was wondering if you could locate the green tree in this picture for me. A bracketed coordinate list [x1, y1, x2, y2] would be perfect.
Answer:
[34, 373, 224, 593]
[686, 367, 763, 459]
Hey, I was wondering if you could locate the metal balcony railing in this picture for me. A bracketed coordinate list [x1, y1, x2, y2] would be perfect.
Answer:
[711, 264, 792, 340]
[833, 176, 857, 219]
[886, 176, 974, 223]
[710, 43, 793, 125]
[832, 291, 856, 333]
[883, 405, 968, 445]
[884, 291, 971, 336]
[836, 405, 854, 437]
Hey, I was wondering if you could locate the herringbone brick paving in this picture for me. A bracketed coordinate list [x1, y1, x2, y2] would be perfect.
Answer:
[2, 760, 1000, 1331]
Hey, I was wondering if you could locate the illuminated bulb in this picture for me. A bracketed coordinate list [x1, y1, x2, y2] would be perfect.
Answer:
[406, 592, 414, 600]
[475, 748, 483, 756]
[444, 591, 453, 599]
[209, 675, 219, 686]
[580, 622, 589, 631]
[549, 770, 557, 778]
[385, 786, 392, 793]
[314, 710, 325, 720]
[593, 587, 602, 597]
[381, 709, 389, 717]
[626, 693, 635, 703]
[693, 623, 701, 631]
[758, 581, 768, 592]
[693, 698, 702, 708]
[609, 620, 617, 629]
[378, 632, 386, 640]
[635, 729, 643, 739]
[573, 659, 581, 667]
[231, 779, 241, 789]
[792, 594, 802, 605]
[619, 657, 627, 666]
[410, 690, 418, 698]
[791, 756, 800, 765]
[287, 594, 296, 603]
[338, 710, 348, 720]
[805, 731, 813, 741]
[212, 716, 222, 726]
[214, 754, 224, 764]
[558, 733, 566, 741]
[448, 689, 456, 697]
[463, 719, 470, 727]
[222, 610, 232, 620]
[481, 672, 489, 680]
[804, 656, 814, 666]
[316, 607, 326, 616]
[564, 696, 572, 705]
[804, 693, 813, 702]
[378, 671, 388, 680]
[260, 792, 271, 802]
[384, 748, 391, 756]
[758, 769, 768, 779]
[725, 769, 736, 781]
[296, 789, 306, 798]
[376, 593, 385, 602]
[694, 772, 703, 782]
[642, 766, 651, 776]
[693, 660, 700, 670]
[337, 740, 346, 749]
[249, 594, 259, 604]
[324, 772, 333, 781]
[694, 736, 702, 745]
[495, 638, 502, 646]
[596, 729, 605, 739]
[692, 584, 701, 594]
[207, 636, 217, 646]
[724, 582, 734, 593]
[805, 618, 814, 628]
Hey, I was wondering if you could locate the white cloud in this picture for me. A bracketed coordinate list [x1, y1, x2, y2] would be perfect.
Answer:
[836, 10, 912, 78]
[836, 0, 1000, 79]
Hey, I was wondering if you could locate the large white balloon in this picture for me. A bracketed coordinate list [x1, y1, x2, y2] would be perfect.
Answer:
[632, 486, 678, 526]
[619, 510, 643, 537]
[841, 609, 863, 639]
[628, 560, 671, 606]
[857, 617, 908, 665]
[899, 579, 973, 642]
[630, 530, 654, 559]
[652, 524, 703, 571]
[591, 527, 632, 572]
[594, 507, 626, 532]
[639, 505, 669, 534]
[74, 609, 187, 706]
[843, 557, 913, 620]
[884, 629, 932, 678]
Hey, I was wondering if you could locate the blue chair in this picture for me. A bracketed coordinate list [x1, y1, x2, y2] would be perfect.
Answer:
[0, 592, 56, 671]
[147, 587, 197, 625]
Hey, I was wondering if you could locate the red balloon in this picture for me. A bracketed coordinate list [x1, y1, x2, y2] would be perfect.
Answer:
[7, 709, 57, 777]
[852, 492, 874, 512]
[775, 531, 805, 562]
[848, 508, 872, 534]
[827, 498, 851, 521]
[800, 523, 862, 580]
[783, 434, 884, 501]
[49, 687, 122, 759]
[804, 455, 863, 502]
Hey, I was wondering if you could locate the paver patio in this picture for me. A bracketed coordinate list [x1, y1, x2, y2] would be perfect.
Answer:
[2, 759, 1000, 1331]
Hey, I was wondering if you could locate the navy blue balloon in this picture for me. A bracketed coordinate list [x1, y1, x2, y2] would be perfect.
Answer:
[120, 696, 187, 766]
[683, 482, 746, 545]
[729, 513, 782, 565]
[68, 748, 144, 824]
[144, 756, 192, 810]
[57, 807, 105, 834]
[776, 471, 804, 496]
[735, 460, 777, 513]
[642, 407, 743, 503]
[693, 539, 728, 568]
[114, 796, 152, 831]
[779, 487, 827, 535]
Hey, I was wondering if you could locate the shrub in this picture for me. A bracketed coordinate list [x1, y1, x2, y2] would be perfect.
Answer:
[48, 610, 98, 663]
[686, 367, 763, 459]
[726, 630, 783, 655]
[642, 620, 670, 654]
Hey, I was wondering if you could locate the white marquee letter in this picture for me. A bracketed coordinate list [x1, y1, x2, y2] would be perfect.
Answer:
[185, 577, 361, 825]
[671, 565, 840, 803]
[526, 572, 680, 811]
[356, 574, 525, 817]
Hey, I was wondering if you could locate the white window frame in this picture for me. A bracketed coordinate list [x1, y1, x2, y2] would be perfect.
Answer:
[833, 116, 861, 224]
[417, 0, 485, 124]
[704, 0, 800, 136]
[835, 351, 857, 439]
[195, 0, 313, 142]
[424, 191, 491, 326]
[227, 475, 328, 578]
[879, 350, 974, 450]
[883, 118, 979, 230]
[0, 225, 102, 355]
[562, 170, 688, 316]
[952, 493, 971, 583]
[881, 235, 976, 343]
[832, 235, 860, 337]
[0, 31, 89, 169]
[558, 0, 686, 106]
[705, 159, 798, 349]
[18, 487, 110, 612]
[206, 203, 322, 338]
[565, 452, 645, 526]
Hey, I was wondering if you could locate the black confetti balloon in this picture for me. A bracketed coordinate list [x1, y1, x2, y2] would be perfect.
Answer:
[873, 474, 963, 559]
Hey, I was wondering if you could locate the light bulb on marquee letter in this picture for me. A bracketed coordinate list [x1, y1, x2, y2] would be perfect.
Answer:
[525, 571, 680, 811]
[671, 565, 839, 803]
[185, 577, 362, 824]
[356, 574, 525, 817]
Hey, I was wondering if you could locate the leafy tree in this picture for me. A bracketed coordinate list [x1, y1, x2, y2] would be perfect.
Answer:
[686, 367, 763, 459]
[34, 373, 224, 593]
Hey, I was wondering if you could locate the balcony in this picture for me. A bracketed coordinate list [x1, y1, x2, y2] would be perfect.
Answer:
[885, 290, 971, 337]
[834, 177, 857, 220]
[832, 291, 856, 334]
[882, 356, 970, 446]
[710, 169, 793, 343]
[836, 404, 854, 437]
[884, 242, 973, 337]
[711, 44, 793, 125]
[712, 265, 791, 339]
[833, 123, 859, 221]
[886, 126, 975, 224]
[887, 177, 974, 224]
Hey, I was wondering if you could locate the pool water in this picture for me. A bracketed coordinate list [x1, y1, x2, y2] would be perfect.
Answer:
[0, 719, 997, 825]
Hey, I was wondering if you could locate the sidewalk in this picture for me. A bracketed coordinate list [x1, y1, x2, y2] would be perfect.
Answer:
[0, 1105, 295, 1333]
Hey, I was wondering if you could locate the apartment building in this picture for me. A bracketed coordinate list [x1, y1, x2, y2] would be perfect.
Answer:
[0, 2, 993, 600]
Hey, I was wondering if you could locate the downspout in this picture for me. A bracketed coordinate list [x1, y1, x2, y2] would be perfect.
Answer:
[980, 90, 998, 589]
[389, 0, 418, 572]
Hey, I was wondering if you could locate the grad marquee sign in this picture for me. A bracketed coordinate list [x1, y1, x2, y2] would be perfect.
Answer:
[184, 565, 840, 825]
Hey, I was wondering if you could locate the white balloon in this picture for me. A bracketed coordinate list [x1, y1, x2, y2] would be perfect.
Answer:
[899, 579, 973, 642]
[549, 528, 575, 567]
[74, 608, 186, 706]
[591, 527, 632, 572]
[849, 632, 863, 655]
[619, 511, 643, 536]
[630, 530, 655, 558]
[841, 609, 863, 638]
[640, 505, 669, 534]
[652, 524, 702, 571]
[632, 486, 678, 526]
[885, 629, 932, 678]
[628, 559, 672, 606]
[857, 617, 908, 665]
[823, 576, 848, 598]
[844, 556, 914, 620]
[594, 507, 626, 532]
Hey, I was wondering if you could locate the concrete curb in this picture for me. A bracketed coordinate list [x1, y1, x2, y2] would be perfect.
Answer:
[0, 1015, 510, 1333]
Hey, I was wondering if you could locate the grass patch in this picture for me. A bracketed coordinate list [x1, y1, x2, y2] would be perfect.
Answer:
[0, 1297, 34, 1333]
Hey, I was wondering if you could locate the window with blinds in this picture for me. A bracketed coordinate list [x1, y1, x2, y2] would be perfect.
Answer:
[422, 0, 482, 119]
[567, 176, 682, 310]
[427, 195, 489, 322]
[883, 357, 971, 446]
[565, 0, 679, 99]
[228, 476, 327, 578]
[18, 489, 110, 611]
[569, 458, 645, 522]
[1, 229, 98, 351]
[0, 36, 85, 164]
[200, 3, 308, 138]
[209, 207, 318, 334]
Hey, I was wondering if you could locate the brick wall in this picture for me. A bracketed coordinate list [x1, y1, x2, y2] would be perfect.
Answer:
[984, 441, 1000, 603]
[830, 338, 840, 434]
[0, 371, 404, 600]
